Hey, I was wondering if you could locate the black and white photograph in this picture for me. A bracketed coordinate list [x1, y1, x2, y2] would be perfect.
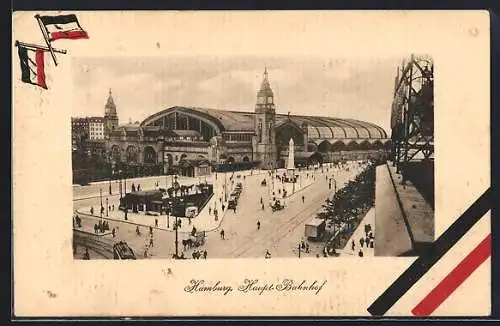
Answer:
[14, 10, 491, 317]
[70, 55, 434, 260]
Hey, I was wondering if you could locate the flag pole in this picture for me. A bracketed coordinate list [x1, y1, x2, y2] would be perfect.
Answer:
[15, 40, 67, 54]
[34, 14, 58, 66]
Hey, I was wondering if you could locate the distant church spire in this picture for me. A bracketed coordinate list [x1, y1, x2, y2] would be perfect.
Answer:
[259, 67, 273, 96]
[105, 88, 117, 117]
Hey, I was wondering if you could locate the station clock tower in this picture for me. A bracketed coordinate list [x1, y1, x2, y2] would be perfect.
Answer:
[254, 67, 277, 169]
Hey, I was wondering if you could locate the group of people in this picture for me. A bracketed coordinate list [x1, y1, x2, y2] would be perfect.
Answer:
[351, 223, 375, 257]
[94, 220, 111, 234]
[208, 205, 219, 221]
[192, 249, 208, 259]
[73, 214, 82, 228]
[131, 183, 141, 192]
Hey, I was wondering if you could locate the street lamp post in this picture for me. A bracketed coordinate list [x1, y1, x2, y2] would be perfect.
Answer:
[109, 174, 112, 195]
[100, 188, 103, 208]
[119, 170, 123, 199]
[224, 171, 227, 202]
[123, 166, 127, 195]
[175, 215, 179, 257]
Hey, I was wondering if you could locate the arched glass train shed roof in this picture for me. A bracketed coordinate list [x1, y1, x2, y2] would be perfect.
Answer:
[139, 106, 388, 140]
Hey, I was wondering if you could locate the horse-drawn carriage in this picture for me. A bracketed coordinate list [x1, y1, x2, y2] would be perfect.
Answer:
[270, 199, 284, 212]
[182, 231, 206, 249]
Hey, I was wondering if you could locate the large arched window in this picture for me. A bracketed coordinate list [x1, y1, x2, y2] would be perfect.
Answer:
[317, 140, 332, 153]
[144, 146, 157, 164]
[346, 141, 359, 151]
[331, 141, 346, 152]
[359, 140, 371, 151]
[126, 145, 138, 163]
[307, 142, 317, 152]
[275, 123, 304, 149]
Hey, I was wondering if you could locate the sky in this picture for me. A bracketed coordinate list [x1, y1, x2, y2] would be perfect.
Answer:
[71, 56, 403, 133]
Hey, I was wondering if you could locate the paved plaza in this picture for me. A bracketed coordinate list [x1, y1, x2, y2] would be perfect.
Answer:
[73, 162, 375, 259]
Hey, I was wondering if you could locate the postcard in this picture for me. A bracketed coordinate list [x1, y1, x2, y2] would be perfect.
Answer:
[12, 10, 491, 317]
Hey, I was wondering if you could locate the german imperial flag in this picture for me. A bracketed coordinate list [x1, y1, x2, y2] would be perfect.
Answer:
[37, 14, 89, 41]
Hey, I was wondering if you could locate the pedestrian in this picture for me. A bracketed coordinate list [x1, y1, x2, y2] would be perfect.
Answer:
[138, 184, 141, 191]
[260, 197, 263, 204]
[358, 249, 364, 257]
[214, 210, 218, 221]
[192, 251, 197, 259]
[109, 205, 111, 212]
[233, 206, 236, 213]
[360, 237, 365, 248]
[90, 206, 94, 215]
[261, 203, 265, 210]
[149, 237, 154, 247]
[365, 236, 370, 246]
[220, 229, 225, 240]
[351, 240, 355, 251]
[222, 204, 225, 212]
[112, 228, 116, 237]
[203, 250, 207, 259]
[305, 242, 310, 253]
[112, 204, 115, 211]
[302, 195, 305, 203]
[149, 226, 153, 235]
[136, 225, 141, 236]
[370, 240, 374, 249]
[94, 223, 98, 234]
[209, 207, 212, 215]
[265, 250, 271, 259]
[83, 247, 90, 260]
[132, 183, 136, 192]
[124, 208, 128, 220]
[257, 220, 261, 230]
[155, 218, 158, 227]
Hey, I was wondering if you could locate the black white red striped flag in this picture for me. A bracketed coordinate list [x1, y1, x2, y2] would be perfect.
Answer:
[37, 14, 88, 42]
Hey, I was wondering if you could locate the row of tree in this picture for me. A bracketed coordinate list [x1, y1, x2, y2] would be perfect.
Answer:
[317, 164, 376, 247]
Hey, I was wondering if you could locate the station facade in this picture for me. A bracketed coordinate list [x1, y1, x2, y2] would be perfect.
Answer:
[106, 69, 391, 177]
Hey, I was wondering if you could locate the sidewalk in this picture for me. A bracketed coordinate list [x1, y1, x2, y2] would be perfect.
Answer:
[337, 207, 375, 257]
